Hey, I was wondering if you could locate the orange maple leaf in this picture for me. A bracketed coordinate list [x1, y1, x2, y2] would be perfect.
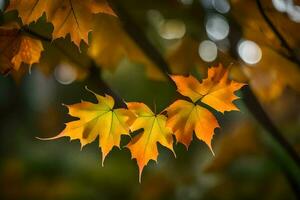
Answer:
[171, 64, 245, 113]
[166, 100, 219, 151]
[39, 88, 136, 165]
[0, 24, 43, 74]
[166, 64, 245, 150]
[126, 102, 175, 182]
[7, 0, 116, 47]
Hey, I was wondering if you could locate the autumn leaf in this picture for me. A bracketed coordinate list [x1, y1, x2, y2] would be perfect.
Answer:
[39, 88, 136, 165]
[6, 0, 48, 24]
[7, 0, 116, 47]
[126, 102, 175, 182]
[171, 64, 245, 113]
[0, 24, 43, 74]
[166, 64, 244, 150]
[166, 100, 219, 151]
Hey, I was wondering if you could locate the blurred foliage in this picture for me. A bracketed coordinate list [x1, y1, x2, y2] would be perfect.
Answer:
[0, 0, 300, 199]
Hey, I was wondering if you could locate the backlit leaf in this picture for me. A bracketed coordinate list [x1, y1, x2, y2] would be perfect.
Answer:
[126, 102, 174, 182]
[7, 0, 115, 47]
[40, 88, 136, 165]
[171, 64, 245, 113]
[0, 24, 43, 74]
[166, 100, 219, 150]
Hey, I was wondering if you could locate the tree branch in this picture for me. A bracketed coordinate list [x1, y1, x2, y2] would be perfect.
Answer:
[107, 0, 172, 75]
[256, 0, 300, 67]
[20, 27, 126, 108]
[242, 86, 300, 167]
[21, 27, 52, 42]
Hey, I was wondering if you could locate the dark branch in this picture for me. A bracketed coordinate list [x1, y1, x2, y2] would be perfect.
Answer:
[242, 86, 300, 167]
[21, 27, 126, 108]
[256, 0, 300, 67]
[242, 86, 300, 197]
[21, 27, 52, 42]
[108, 0, 172, 75]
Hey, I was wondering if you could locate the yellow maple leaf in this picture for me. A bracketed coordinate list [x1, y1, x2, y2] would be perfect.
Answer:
[166, 64, 245, 150]
[6, 0, 48, 24]
[7, 0, 115, 47]
[126, 102, 175, 182]
[40, 88, 136, 165]
[0, 24, 43, 74]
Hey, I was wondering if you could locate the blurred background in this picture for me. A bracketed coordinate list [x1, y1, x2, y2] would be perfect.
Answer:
[0, 0, 300, 199]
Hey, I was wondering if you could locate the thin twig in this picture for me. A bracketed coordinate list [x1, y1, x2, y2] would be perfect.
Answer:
[21, 27, 126, 107]
[21, 27, 52, 42]
[256, 0, 300, 67]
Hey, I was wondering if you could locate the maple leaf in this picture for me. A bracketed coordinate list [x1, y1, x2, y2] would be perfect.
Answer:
[6, 0, 47, 24]
[0, 24, 43, 74]
[126, 102, 175, 182]
[171, 64, 245, 113]
[40, 88, 136, 165]
[7, 0, 115, 47]
[166, 100, 219, 150]
[166, 64, 245, 150]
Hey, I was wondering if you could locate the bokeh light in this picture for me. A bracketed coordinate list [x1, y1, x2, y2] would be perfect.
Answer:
[287, 3, 300, 22]
[54, 63, 77, 85]
[198, 40, 218, 62]
[159, 19, 186, 40]
[272, 0, 288, 12]
[238, 40, 262, 65]
[206, 14, 229, 41]
[272, 0, 300, 22]
[212, 0, 230, 14]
